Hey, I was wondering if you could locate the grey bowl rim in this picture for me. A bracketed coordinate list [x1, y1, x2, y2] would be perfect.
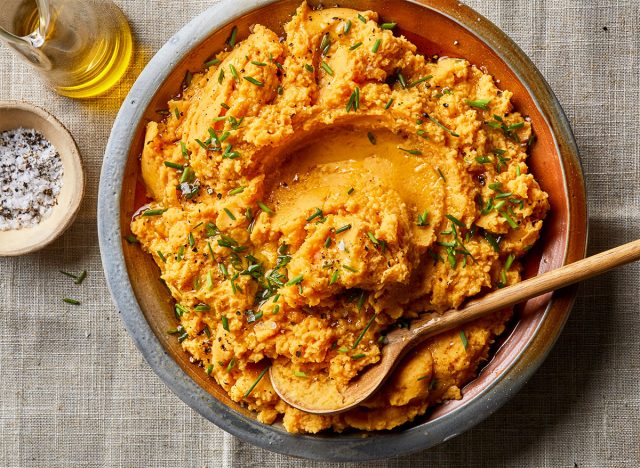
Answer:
[98, 0, 586, 461]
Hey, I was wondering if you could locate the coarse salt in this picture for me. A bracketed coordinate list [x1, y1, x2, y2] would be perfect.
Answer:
[0, 128, 63, 231]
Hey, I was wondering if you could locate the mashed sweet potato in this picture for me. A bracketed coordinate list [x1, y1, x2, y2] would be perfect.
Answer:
[130, 2, 549, 433]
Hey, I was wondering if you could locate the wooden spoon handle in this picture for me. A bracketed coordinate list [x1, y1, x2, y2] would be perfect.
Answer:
[406, 238, 640, 343]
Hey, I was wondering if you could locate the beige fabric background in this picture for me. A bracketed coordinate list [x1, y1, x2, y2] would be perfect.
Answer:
[1, 0, 639, 466]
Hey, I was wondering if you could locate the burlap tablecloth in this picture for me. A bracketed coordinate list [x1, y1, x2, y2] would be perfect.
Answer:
[1, 1, 638, 466]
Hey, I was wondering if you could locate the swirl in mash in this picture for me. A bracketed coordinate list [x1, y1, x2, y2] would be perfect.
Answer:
[131, 2, 549, 433]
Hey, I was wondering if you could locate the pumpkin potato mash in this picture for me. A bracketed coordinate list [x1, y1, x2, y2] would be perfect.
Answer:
[130, 2, 549, 433]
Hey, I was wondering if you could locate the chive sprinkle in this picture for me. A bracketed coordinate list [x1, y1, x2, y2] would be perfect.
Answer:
[63, 298, 80, 305]
[306, 207, 323, 222]
[164, 161, 184, 170]
[425, 113, 459, 137]
[349, 42, 363, 50]
[417, 210, 429, 226]
[357, 13, 367, 23]
[500, 210, 519, 229]
[329, 270, 340, 285]
[243, 76, 264, 87]
[384, 98, 394, 109]
[228, 186, 246, 195]
[436, 167, 447, 181]
[243, 365, 270, 398]
[399, 147, 422, 155]
[397, 72, 407, 89]
[324, 237, 332, 248]
[466, 98, 492, 110]
[223, 208, 236, 220]
[357, 290, 366, 310]
[205, 58, 221, 67]
[229, 64, 239, 80]
[343, 265, 358, 273]
[445, 214, 465, 227]
[371, 38, 381, 53]
[206, 364, 214, 374]
[380, 22, 397, 29]
[142, 208, 167, 217]
[352, 313, 377, 348]
[347, 187, 355, 195]
[320, 61, 334, 76]
[367, 132, 376, 145]
[293, 370, 307, 378]
[59, 270, 78, 280]
[286, 275, 304, 286]
[367, 232, 380, 245]
[335, 224, 352, 234]
[320, 33, 331, 55]
[344, 19, 352, 33]
[226, 358, 236, 372]
[346, 86, 360, 112]
[459, 329, 468, 350]
[174, 108, 180, 120]
[227, 25, 238, 48]
[124, 235, 139, 244]
[304, 63, 314, 73]
[351, 353, 366, 360]
[221, 315, 229, 331]
[157, 250, 167, 263]
[218, 69, 225, 84]
[180, 141, 189, 159]
[407, 75, 432, 88]
[194, 303, 210, 312]
[251, 60, 266, 66]
[257, 201, 274, 214]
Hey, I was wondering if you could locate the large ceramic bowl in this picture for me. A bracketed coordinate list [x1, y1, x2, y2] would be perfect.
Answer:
[98, 0, 587, 461]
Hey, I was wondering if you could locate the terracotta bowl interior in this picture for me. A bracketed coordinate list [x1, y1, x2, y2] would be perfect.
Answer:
[118, 0, 585, 433]
[0, 101, 84, 256]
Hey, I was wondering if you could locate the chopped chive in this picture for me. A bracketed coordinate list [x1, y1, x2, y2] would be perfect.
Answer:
[417, 129, 429, 140]
[175, 304, 188, 318]
[188, 232, 195, 247]
[351, 353, 366, 360]
[343, 265, 358, 273]
[397, 72, 407, 89]
[459, 329, 468, 350]
[293, 370, 307, 378]
[494, 192, 513, 199]
[164, 161, 184, 170]
[320, 61, 334, 76]
[229, 64, 239, 80]
[306, 207, 323, 222]
[194, 303, 210, 312]
[504, 253, 515, 271]
[352, 313, 377, 349]
[484, 231, 500, 252]
[508, 122, 525, 130]
[60, 270, 78, 280]
[335, 224, 352, 234]
[157, 251, 167, 263]
[466, 98, 492, 110]
[384, 98, 394, 109]
[436, 167, 447, 181]
[62, 298, 80, 305]
[304, 63, 314, 73]
[251, 60, 266, 66]
[346, 86, 360, 112]
[417, 210, 429, 227]
[357, 13, 367, 23]
[320, 33, 331, 55]
[206, 364, 214, 374]
[207, 241, 215, 258]
[179, 166, 194, 184]
[227, 25, 238, 48]
[257, 201, 274, 215]
[372, 38, 381, 53]
[367, 132, 376, 145]
[273, 304, 280, 314]
[347, 187, 355, 195]
[516, 165, 522, 177]
[207, 271, 213, 290]
[178, 331, 189, 342]
[324, 237, 332, 248]
[417, 375, 430, 381]
[218, 69, 225, 84]
[226, 358, 236, 373]
[407, 75, 432, 88]
[220, 102, 230, 110]
[475, 156, 492, 164]
[499, 210, 519, 229]
[223, 208, 236, 221]
[180, 141, 189, 159]
[357, 290, 366, 310]
[489, 182, 503, 192]
[349, 42, 363, 50]
[174, 108, 180, 120]
[380, 22, 397, 29]
[329, 270, 340, 285]
[243, 365, 270, 398]
[205, 58, 221, 67]
[398, 147, 422, 155]
[124, 235, 139, 244]
[367, 232, 380, 245]
[221, 315, 229, 331]
[425, 113, 459, 137]
[337, 347, 349, 353]
[445, 214, 465, 227]
[218, 263, 229, 278]
[344, 19, 352, 33]
[243, 76, 264, 87]
[286, 275, 304, 286]
[229, 186, 246, 195]
[142, 208, 167, 217]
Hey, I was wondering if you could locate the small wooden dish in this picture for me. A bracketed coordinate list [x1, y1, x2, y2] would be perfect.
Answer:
[0, 101, 84, 256]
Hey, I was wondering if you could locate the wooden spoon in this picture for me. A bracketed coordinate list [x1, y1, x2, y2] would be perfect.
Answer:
[270, 239, 640, 414]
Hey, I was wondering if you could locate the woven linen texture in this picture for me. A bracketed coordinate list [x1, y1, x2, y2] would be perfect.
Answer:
[0, 0, 638, 466]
